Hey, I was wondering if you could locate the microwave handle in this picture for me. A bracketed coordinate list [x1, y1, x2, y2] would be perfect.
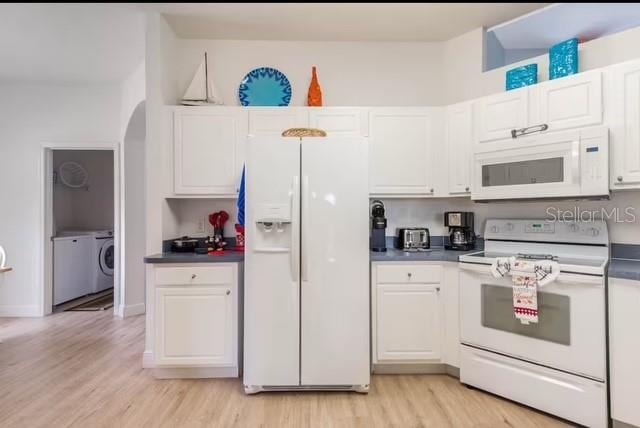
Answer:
[511, 123, 549, 139]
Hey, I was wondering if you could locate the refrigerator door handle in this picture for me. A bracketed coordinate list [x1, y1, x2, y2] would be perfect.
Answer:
[301, 175, 310, 282]
[290, 176, 300, 281]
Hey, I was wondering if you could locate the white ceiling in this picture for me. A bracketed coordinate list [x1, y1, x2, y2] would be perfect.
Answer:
[0, 3, 144, 83]
[141, 3, 550, 42]
[491, 3, 640, 49]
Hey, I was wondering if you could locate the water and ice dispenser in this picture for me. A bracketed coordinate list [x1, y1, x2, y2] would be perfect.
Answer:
[253, 203, 293, 252]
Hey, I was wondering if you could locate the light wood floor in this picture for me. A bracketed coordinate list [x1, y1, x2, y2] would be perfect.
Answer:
[0, 311, 570, 428]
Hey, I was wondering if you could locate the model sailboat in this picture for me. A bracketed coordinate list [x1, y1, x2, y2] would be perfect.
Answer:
[180, 52, 224, 106]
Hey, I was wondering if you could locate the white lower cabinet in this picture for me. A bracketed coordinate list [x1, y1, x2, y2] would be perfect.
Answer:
[609, 278, 640, 427]
[372, 262, 461, 368]
[146, 263, 239, 377]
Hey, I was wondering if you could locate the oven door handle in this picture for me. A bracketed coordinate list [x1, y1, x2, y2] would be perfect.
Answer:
[458, 262, 604, 286]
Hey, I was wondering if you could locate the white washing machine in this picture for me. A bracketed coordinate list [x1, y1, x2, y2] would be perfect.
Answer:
[53, 234, 94, 305]
[94, 230, 114, 293]
[59, 230, 114, 294]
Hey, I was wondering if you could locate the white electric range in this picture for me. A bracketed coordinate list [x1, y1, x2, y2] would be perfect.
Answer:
[458, 219, 609, 428]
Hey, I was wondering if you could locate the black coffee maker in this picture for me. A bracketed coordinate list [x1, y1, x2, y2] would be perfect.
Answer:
[444, 212, 476, 251]
[370, 200, 387, 252]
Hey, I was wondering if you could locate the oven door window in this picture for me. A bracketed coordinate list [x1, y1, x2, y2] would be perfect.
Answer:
[481, 283, 570, 345]
[482, 157, 564, 187]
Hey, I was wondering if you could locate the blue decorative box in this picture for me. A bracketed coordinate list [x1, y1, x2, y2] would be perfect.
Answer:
[549, 38, 579, 80]
[506, 64, 538, 91]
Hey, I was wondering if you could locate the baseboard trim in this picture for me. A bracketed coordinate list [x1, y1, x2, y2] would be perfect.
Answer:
[0, 305, 41, 317]
[122, 303, 145, 318]
[142, 351, 238, 378]
[153, 366, 239, 379]
[142, 350, 154, 369]
[373, 363, 460, 377]
[612, 420, 639, 428]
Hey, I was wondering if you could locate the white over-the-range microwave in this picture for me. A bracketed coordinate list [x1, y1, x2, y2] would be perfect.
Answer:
[472, 126, 609, 201]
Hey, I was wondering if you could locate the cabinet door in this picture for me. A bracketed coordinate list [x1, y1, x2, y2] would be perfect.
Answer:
[174, 108, 247, 195]
[534, 70, 602, 133]
[474, 89, 529, 145]
[609, 60, 640, 188]
[369, 108, 434, 196]
[154, 285, 234, 367]
[248, 107, 308, 137]
[308, 107, 369, 136]
[376, 284, 441, 362]
[446, 102, 473, 195]
[609, 278, 640, 427]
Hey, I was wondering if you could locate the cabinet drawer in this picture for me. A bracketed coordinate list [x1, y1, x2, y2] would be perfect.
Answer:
[376, 264, 442, 284]
[155, 265, 234, 285]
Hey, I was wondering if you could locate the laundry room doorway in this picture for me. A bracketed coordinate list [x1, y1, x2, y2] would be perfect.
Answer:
[41, 144, 120, 316]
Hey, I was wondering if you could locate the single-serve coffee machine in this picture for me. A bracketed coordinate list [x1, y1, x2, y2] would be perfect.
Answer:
[370, 200, 387, 252]
[444, 212, 476, 251]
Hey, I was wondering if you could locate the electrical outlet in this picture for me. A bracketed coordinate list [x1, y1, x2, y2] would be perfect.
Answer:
[196, 217, 205, 234]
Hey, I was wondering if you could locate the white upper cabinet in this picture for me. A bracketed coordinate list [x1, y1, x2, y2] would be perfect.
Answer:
[369, 107, 436, 196]
[446, 102, 473, 195]
[474, 88, 529, 146]
[533, 70, 602, 133]
[308, 107, 369, 137]
[608, 59, 640, 189]
[474, 71, 602, 150]
[174, 107, 247, 196]
[248, 107, 308, 137]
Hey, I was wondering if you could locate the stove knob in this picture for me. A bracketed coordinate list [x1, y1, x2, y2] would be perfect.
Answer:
[569, 223, 579, 232]
[587, 227, 600, 237]
[490, 225, 499, 233]
[505, 222, 515, 232]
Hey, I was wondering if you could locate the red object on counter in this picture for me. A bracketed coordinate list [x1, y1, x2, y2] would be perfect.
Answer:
[235, 224, 245, 251]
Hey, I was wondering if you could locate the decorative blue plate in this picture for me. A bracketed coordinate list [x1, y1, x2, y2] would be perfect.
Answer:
[238, 67, 292, 106]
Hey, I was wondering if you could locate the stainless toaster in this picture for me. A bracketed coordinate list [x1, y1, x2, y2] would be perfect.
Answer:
[396, 228, 430, 251]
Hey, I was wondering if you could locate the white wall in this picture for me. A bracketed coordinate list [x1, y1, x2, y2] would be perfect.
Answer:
[174, 39, 446, 106]
[0, 82, 120, 316]
[52, 150, 114, 233]
[119, 60, 147, 318]
[165, 199, 238, 239]
[146, 13, 179, 256]
[121, 102, 146, 316]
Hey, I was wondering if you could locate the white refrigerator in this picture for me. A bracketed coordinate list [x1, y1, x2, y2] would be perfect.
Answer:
[243, 135, 370, 394]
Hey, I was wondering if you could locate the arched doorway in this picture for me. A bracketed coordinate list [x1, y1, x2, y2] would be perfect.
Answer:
[119, 101, 146, 317]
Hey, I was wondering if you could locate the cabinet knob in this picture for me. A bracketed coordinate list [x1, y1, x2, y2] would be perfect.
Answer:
[191, 274, 197, 279]
[430, 188, 434, 193]
[226, 289, 231, 295]
[436, 287, 441, 293]
[617, 176, 623, 182]
[407, 272, 412, 279]
[465, 187, 470, 192]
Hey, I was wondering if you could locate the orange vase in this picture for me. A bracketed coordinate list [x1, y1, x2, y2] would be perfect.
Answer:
[307, 66, 323, 107]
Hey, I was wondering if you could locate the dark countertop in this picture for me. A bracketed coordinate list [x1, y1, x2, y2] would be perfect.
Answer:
[144, 249, 640, 283]
[609, 258, 640, 282]
[370, 247, 481, 263]
[145, 247, 480, 265]
[144, 251, 245, 264]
